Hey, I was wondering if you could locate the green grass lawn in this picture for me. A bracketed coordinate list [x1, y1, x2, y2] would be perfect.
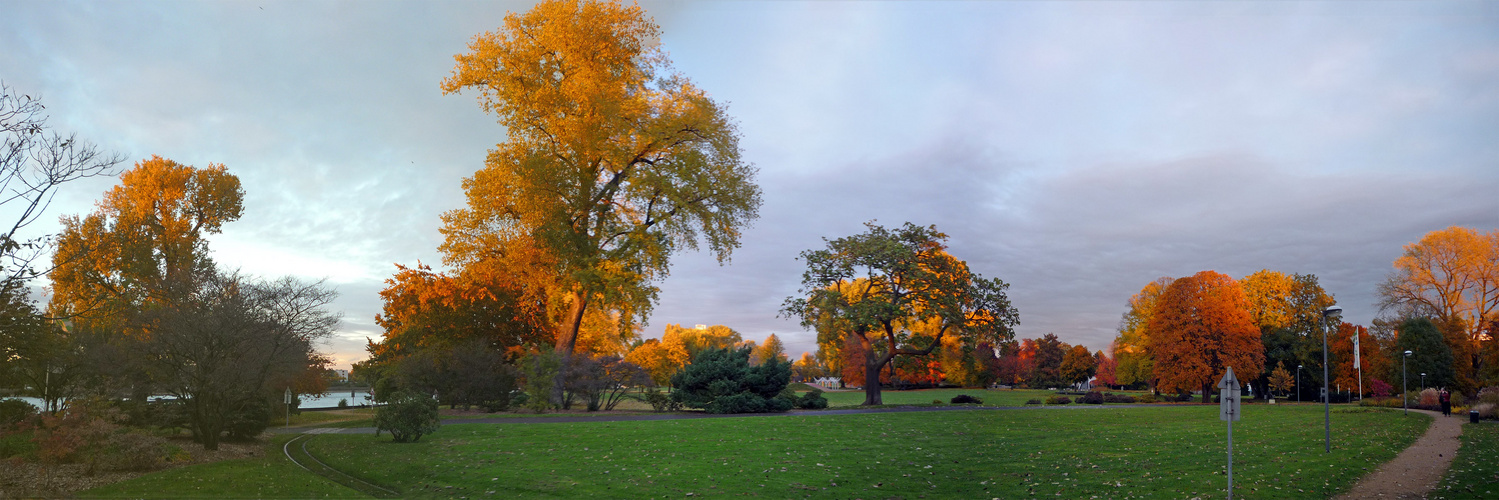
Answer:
[81, 404, 1437, 499]
[1434, 422, 1499, 499]
[273, 408, 376, 428]
[78, 434, 368, 499]
[819, 387, 1071, 407]
[292, 404, 1423, 499]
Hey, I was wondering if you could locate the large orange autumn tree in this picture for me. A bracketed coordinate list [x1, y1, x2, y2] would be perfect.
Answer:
[1148, 270, 1264, 402]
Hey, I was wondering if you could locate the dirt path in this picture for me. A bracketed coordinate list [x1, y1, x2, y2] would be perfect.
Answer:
[1336, 409, 1465, 499]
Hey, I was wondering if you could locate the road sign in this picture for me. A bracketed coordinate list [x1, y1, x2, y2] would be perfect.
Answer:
[1218, 366, 1241, 422]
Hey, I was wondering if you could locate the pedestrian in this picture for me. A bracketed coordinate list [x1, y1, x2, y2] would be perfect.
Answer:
[1439, 388, 1451, 417]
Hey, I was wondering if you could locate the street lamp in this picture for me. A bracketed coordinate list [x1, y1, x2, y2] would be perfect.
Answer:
[1321, 305, 1342, 453]
[1297, 364, 1304, 402]
[1403, 350, 1413, 414]
[1420, 373, 1426, 390]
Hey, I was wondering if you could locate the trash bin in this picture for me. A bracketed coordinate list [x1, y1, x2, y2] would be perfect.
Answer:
[1472, 410, 1481, 424]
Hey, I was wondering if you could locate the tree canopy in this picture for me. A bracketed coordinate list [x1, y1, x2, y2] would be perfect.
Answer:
[783, 222, 1018, 405]
[1147, 270, 1265, 401]
[437, 0, 762, 371]
[1378, 226, 1498, 391]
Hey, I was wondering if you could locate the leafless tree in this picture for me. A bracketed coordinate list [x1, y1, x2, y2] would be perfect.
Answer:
[1, 82, 123, 296]
[144, 269, 339, 450]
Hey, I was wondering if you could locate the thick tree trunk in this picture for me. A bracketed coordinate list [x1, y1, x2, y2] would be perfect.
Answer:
[1202, 381, 1213, 404]
[551, 290, 589, 406]
[862, 358, 883, 406]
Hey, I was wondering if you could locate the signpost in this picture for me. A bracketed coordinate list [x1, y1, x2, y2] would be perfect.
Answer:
[1218, 367, 1241, 500]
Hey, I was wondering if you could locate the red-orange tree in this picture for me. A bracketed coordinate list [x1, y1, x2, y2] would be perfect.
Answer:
[783, 222, 1018, 405]
[1147, 270, 1264, 402]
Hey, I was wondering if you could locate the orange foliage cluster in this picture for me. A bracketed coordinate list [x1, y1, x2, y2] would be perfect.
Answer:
[1148, 271, 1264, 397]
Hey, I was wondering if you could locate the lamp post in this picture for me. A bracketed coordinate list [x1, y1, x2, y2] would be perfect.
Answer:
[1297, 365, 1304, 402]
[1402, 350, 1412, 414]
[1321, 305, 1341, 453]
[1420, 373, 1426, 390]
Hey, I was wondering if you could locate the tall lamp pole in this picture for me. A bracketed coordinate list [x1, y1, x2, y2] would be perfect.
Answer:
[1321, 305, 1341, 453]
[1420, 373, 1426, 390]
[1297, 365, 1303, 402]
[1402, 350, 1412, 414]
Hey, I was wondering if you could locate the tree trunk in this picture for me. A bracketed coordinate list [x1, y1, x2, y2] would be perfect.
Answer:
[551, 290, 589, 406]
[1202, 381, 1213, 404]
[862, 357, 883, 406]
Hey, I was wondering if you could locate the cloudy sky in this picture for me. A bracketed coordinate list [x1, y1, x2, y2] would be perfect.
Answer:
[3, 1, 1496, 369]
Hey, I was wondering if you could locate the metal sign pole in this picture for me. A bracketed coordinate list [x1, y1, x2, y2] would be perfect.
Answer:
[1218, 367, 1241, 500]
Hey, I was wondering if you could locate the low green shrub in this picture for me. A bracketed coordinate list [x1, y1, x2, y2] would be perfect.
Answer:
[950, 394, 983, 405]
[932, 399, 943, 405]
[1045, 396, 1071, 405]
[374, 391, 440, 443]
[638, 387, 681, 413]
[670, 347, 792, 414]
[1136, 393, 1157, 404]
[1103, 393, 1137, 403]
[337, 399, 349, 409]
[796, 390, 829, 409]
[1079, 392, 1104, 404]
[1025, 399, 1042, 405]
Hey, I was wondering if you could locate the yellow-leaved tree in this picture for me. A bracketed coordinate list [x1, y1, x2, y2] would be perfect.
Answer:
[1378, 226, 1499, 391]
[438, 0, 761, 403]
[1111, 277, 1172, 389]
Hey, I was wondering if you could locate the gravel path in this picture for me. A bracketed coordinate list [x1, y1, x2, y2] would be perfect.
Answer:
[1336, 409, 1464, 499]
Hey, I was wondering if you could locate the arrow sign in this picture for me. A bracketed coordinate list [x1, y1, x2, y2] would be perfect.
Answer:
[1218, 366, 1241, 422]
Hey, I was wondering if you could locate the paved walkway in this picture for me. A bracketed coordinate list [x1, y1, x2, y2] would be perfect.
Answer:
[1336, 409, 1465, 499]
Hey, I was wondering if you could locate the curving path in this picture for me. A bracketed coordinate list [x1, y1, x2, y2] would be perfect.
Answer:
[1336, 409, 1465, 499]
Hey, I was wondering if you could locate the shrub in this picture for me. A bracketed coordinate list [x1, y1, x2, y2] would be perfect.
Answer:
[1103, 393, 1137, 404]
[1025, 399, 1042, 405]
[224, 398, 270, 441]
[1136, 393, 1157, 403]
[950, 394, 983, 405]
[670, 347, 793, 414]
[1173, 393, 1194, 403]
[0, 399, 38, 430]
[1419, 388, 1439, 407]
[337, 399, 349, 409]
[932, 399, 943, 405]
[1370, 379, 1394, 398]
[1078, 392, 1104, 405]
[99, 431, 168, 471]
[796, 390, 829, 409]
[1477, 386, 1499, 406]
[523, 351, 561, 413]
[29, 398, 122, 469]
[639, 387, 681, 413]
[1045, 396, 1071, 405]
[1474, 403, 1495, 419]
[566, 355, 649, 412]
[374, 391, 440, 443]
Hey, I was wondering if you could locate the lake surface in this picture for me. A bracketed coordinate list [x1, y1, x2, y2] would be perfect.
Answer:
[2, 390, 374, 410]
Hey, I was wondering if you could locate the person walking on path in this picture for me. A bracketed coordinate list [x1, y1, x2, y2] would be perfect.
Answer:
[1438, 388, 1451, 417]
